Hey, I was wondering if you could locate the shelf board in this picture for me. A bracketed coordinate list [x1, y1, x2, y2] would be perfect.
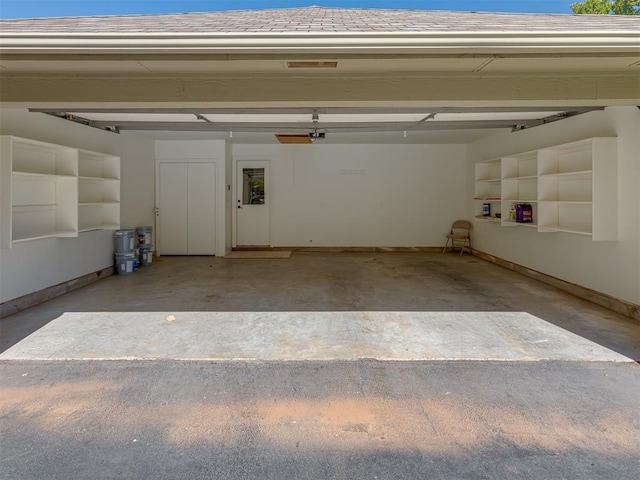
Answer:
[539, 201, 592, 205]
[538, 226, 592, 236]
[79, 201, 120, 206]
[79, 176, 120, 181]
[78, 176, 104, 181]
[474, 215, 501, 223]
[539, 170, 592, 178]
[502, 175, 537, 181]
[12, 204, 56, 212]
[12, 171, 57, 180]
[502, 199, 538, 203]
[473, 197, 501, 201]
[12, 171, 76, 179]
[79, 224, 121, 233]
[12, 230, 78, 243]
[501, 220, 537, 227]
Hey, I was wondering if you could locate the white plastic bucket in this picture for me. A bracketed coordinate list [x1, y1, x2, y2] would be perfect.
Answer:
[139, 245, 153, 267]
[115, 229, 135, 253]
[136, 226, 153, 246]
[115, 252, 136, 275]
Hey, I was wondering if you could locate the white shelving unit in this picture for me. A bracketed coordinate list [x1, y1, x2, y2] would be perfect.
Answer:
[472, 137, 617, 241]
[78, 150, 121, 232]
[501, 151, 538, 228]
[473, 158, 502, 223]
[0, 136, 120, 248]
[537, 138, 617, 240]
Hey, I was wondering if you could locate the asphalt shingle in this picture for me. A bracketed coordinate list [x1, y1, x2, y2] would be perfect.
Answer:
[1, 6, 639, 33]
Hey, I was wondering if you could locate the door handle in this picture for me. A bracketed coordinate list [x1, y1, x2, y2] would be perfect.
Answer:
[237, 205, 242, 209]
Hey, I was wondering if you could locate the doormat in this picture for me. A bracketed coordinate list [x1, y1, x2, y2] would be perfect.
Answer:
[224, 251, 292, 259]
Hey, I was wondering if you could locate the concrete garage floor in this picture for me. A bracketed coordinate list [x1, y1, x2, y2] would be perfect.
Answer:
[1, 252, 639, 479]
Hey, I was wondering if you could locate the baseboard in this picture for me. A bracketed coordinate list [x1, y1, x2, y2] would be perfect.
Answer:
[0, 267, 114, 318]
[472, 250, 640, 322]
[233, 246, 444, 253]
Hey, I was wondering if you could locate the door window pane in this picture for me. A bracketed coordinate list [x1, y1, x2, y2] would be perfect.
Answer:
[242, 168, 265, 205]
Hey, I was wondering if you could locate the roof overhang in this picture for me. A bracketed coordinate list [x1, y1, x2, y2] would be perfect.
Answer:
[2, 31, 640, 55]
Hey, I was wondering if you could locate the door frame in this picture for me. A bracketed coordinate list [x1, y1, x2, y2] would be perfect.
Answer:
[232, 157, 271, 248]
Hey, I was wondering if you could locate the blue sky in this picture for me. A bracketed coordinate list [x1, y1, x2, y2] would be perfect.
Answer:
[0, 1, 574, 19]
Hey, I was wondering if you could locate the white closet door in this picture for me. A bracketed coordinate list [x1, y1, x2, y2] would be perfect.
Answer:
[159, 161, 216, 255]
[159, 163, 188, 254]
[187, 163, 216, 254]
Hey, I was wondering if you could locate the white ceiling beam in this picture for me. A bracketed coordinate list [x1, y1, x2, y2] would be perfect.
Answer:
[29, 106, 600, 115]
[2, 73, 638, 105]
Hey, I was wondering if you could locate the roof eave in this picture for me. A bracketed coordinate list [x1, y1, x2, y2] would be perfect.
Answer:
[1, 32, 639, 55]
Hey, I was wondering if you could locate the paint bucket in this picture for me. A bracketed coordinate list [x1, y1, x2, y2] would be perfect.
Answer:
[139, 244, 153, 267]
[115, 252, 136, 275]
[136, 226, 153, 246]
[115, 229, 135, 253]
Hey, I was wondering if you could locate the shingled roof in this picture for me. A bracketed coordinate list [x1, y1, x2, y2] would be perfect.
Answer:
[1, 6, 639, 33]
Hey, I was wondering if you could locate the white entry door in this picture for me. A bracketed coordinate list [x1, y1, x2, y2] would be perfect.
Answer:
[236, 160, 270, 246]
[158, 162, 216, 255]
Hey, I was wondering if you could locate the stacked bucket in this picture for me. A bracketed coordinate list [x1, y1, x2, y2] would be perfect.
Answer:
[114, 229, 136, 275]
[136, 226, 153, 267]
[114, 226, 153, 275]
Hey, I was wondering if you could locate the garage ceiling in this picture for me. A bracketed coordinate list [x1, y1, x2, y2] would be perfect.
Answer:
[2, 7, 635, 142]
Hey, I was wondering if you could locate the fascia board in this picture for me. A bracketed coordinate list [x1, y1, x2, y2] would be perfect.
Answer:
[0, 31, 639, 55]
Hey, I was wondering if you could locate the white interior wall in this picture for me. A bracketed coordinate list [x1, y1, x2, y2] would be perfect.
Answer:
[0, 108, 156, 303]
[467, 107, 640, 305]
[119, 133, 156, 238]
[155, 140, 227, 257]
[233, 143, 468, 247]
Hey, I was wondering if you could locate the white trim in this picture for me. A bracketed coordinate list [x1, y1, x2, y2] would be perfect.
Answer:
[2, 31, 639, 54]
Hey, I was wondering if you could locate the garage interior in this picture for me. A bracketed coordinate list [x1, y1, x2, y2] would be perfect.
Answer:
[0, 7, 639, 477]
[1, 8, 639, 323]
[0, 6, 639, 356]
